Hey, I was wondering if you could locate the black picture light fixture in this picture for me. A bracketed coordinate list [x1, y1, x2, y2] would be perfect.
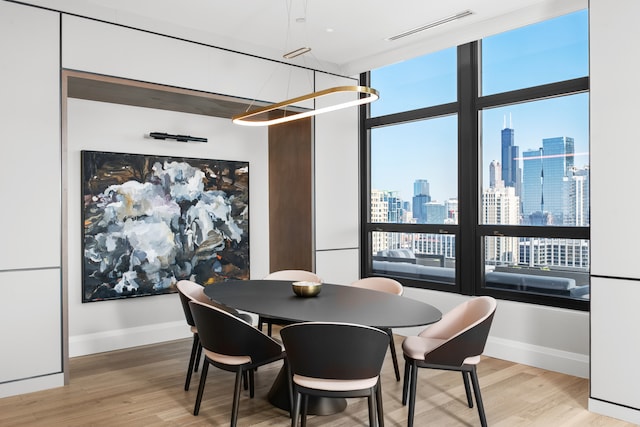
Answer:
[148, 132, 207, 143]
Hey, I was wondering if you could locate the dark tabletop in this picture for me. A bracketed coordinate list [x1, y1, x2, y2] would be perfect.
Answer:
[203, 279, 442, 329]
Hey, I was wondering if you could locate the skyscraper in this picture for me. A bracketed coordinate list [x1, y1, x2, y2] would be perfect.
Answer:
[521, 137, 575, 225]
[412, 179, 431, 224]
[542, 136, 575, 224]
[500, 115, 521, 199]
[482, 185, 520, 263]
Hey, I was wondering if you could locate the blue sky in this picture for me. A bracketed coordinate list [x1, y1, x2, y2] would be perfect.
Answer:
[370, 10, 589, 203]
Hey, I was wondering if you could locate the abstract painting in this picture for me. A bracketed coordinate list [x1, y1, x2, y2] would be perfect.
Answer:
[81, 150, 249, 302]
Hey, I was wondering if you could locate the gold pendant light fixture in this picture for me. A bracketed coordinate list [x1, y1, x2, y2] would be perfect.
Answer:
[232, 85, 379, 126]
[232, 1, 379, 127]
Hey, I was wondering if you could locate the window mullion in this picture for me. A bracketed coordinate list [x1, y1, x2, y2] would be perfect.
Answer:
[457, 42, 480, 296]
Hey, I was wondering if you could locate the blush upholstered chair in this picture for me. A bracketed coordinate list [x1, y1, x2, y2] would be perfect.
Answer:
[401, 296, 497, 427]
[350, 277, 404, 381]
[260, 270, 322, 336]
[176, 280, 253, 391]
[188, 300, 286, 426]
[281, 322, 390, 427]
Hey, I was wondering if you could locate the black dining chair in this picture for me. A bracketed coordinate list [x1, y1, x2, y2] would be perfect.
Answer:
[259, 270, 322, 336]
[188, 300, 286, 426]
[281, 322, 390, 427]
[401, 296, 497, 427]
[350, 277, 404, 381]
[176, 280, 253, 391]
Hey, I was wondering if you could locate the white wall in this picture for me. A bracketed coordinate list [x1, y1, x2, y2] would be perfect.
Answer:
[314, 73, 361, 285]
[588, 0, 640, 423]
[0, 1, 64, 398]
[66, 99, 269, 356]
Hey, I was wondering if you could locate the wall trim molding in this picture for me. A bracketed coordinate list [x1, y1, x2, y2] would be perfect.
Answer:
[69, 321, 191, 358]
[589, 398, 640, 425]
[484, 336, 589, 378]
[0, 373, 65, 399]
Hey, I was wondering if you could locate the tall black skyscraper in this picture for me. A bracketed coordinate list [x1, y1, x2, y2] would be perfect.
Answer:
[500, 115, 521, 200]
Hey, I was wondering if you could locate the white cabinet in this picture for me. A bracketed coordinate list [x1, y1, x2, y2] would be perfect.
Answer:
[0, 1, 63, 395]
[589, 0, 640, 422]
[0, 1, 61, 270]
[313, 73, 360, 284]
[0, 269, 62, 384]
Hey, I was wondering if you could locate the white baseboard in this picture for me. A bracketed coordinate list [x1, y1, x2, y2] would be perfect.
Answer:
[484, 336, 589, 378]
[69, 321, 191, 357]
[589, 398, 640, 425]
[0, 373, 65, 399]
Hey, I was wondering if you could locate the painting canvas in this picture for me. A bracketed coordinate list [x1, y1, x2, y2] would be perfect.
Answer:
[81, 150, 249, 302]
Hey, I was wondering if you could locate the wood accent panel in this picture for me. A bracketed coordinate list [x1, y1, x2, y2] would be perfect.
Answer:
[63, 69, 307, 119]
[268, 119, 313, 272]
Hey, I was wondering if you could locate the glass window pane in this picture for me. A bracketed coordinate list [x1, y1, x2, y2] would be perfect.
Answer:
[371, 116, 458, 224]
[483, 236, 589, 300]
[481, 10, 588, 96]
[372, 232, 455, 285]
[370, 47, 456, 117]
[481, 93, 589, 226]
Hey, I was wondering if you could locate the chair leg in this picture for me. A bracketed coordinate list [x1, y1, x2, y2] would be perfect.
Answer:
[185, 334, 199, 391]
[376, 379, 385, 427]
[290, 389, 301, 427]
[249, 369, 255, 398]
[267, 321, 273, 337]
[368, 390, 377, 427]
[285, 360, 294, 418]
[386, 328, 401, 381]
[230, 369, 243, 427]
[194, 339, 202, 372]
[407, 360, 418, 427]
[470, 365, 488, 427]
[258, 316, 264, 332]
[462, 370, 473, 408]
[193, 360, 209, 415]
[402, 359, 411, 405]
[301, 394, 309, 427]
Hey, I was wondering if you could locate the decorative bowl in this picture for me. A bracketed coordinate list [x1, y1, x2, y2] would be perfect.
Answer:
[292, 281, 322, 297]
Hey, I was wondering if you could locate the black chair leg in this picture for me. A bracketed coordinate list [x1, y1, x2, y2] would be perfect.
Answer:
[267, 321, 273, 337]
[193, 360, 209, 415]
[185, 334, 199, 391]
[462, 370, 473, 408]
[470, 365, 488, 427]
[368, 391, 377, 427]
[290, 389, 300, 427]
[386, 328, 401, 381]
[376, 380, 385, 427]
[402, 359, 411, 405]
[301, 394, 309, 427]
[249, 369, 255, 398]
[231, 369, 243, 427]
[194, 340, 202, 372]
[407, 361, 418, 427]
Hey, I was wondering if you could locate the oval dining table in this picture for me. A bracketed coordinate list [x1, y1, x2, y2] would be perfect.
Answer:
[203, 279, 442, 414]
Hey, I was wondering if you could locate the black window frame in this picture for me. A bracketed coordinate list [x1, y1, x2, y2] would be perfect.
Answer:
[360, 41, 589, 312]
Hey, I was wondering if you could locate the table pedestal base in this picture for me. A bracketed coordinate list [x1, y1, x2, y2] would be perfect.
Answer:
[267, 365, 348, 415]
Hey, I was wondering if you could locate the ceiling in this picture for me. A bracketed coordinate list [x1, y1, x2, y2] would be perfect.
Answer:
[34, 0, 585, 75]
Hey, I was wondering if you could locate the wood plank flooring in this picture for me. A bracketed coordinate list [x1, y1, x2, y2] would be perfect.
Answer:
[0, 333, 633, 426]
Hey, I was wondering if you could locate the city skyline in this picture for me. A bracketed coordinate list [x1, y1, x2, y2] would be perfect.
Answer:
[370, 10, 589, 204]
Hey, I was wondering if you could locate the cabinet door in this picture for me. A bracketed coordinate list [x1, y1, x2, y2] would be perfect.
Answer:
[0, 1, 61, 271]
[0, 269, 62, 383]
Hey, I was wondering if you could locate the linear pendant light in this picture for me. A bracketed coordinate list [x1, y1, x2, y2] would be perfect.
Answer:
[232, 85, 379, 127]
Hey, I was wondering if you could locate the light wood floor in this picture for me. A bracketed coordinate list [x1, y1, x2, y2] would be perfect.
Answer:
[0, 333, 633, 427]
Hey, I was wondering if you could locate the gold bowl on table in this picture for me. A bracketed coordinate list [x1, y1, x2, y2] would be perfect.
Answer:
[292, 281, 322, 297]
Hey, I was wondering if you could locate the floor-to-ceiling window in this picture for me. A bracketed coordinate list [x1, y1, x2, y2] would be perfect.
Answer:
[361, 9, 589, 310]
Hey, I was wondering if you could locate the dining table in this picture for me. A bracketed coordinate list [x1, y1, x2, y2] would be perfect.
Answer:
[203, 279, 442, 414]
